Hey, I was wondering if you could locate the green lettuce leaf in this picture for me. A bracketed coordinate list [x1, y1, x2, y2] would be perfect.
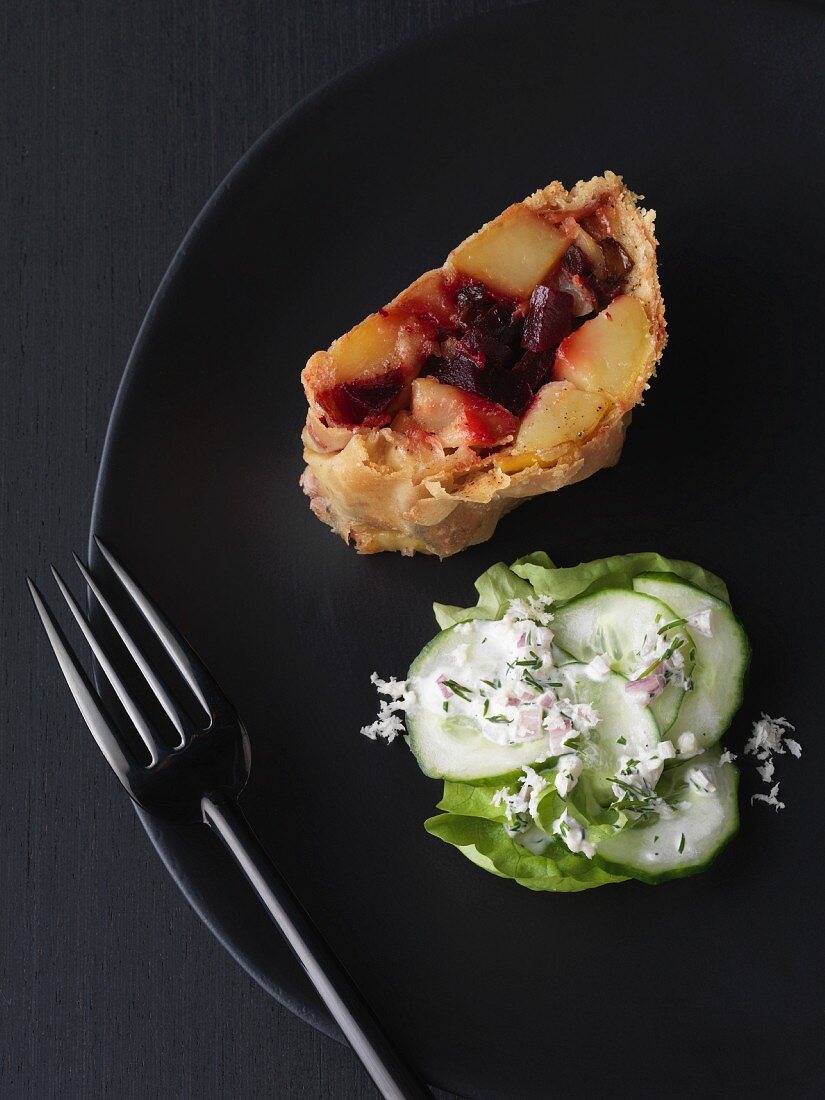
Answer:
[424, 813, 626, 892]
[533, 784, 621, 852]
[433, 552, 729, 632]
[436, 775, 518, 823]
[433, 562, 534, 629]
[512, 551, 730, 604]
[438, 768, 616, 828]
[431, 769, 628, 891]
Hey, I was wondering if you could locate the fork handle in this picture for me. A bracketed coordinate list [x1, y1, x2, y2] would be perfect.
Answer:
[201, 794, 432, 1100]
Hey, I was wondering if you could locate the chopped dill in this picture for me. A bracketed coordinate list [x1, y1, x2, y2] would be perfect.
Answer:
[443, 679, 472, 701]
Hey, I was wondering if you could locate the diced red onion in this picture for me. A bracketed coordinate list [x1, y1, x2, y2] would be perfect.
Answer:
[436, 674, 452, 699]
[625, 670, 667, 702]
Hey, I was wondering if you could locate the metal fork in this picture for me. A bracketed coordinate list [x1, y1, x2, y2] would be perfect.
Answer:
[28, 539, 431, 1100]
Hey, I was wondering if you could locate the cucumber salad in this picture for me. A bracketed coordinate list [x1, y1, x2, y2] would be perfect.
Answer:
[363, 552, 751, 891]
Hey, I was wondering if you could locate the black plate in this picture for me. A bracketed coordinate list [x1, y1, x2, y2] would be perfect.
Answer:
[91, 2, 825, 1096]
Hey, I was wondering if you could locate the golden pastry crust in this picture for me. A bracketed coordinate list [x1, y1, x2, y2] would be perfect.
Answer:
[301, 172, 665, 558]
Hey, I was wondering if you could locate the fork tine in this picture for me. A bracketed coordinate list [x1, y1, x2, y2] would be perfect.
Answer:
[50, 566, 167, 766]
[93, 539, 216, 718]
[27, 577, 136, 790]
[72, 554, 193, 740]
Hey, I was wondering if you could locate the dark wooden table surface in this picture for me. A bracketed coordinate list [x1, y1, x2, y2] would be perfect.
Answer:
[11, 2, 825, 1097]
[1, 3, 527, 1097]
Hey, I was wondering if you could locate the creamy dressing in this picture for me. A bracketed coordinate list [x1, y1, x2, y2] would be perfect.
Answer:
[364, 591, 737, 867]
[411, 601, 602, 760]
[554, 753, 583, 797]
[505, 820, 554, 856]
[493, 766, 547, 821]
[552, 809, 595, 859]
[581, 654, 612, 682]
[610, 741, 679, 821]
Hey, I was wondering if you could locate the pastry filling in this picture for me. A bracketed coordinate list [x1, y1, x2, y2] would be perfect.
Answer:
[305, 200, 650, 458]
[419, 237, 631, 420]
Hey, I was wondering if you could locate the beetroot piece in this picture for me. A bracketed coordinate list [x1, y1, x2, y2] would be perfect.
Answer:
[419, 354, 442, 378]
[487, 372, 533, 418]
[475, 302, 522, 345]
[327, 369, 405, 425]
[455, 282, 491, 326]
[455, 284, 521, 340]
[459, 327, 514, 371]
[424, 291, 559, 418]
[521, 285, 574, 353]
[561, 244, 592, 277]
[512, 350, 554, 394]
[424, 348, 532, 417]
[489, 351, 554, 418]
[422, 353, 486, 398]
[560, 239, 633, 311]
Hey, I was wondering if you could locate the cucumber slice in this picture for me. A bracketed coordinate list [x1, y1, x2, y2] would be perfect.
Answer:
[560, 665, 660, 804]
[594, 748, 739, 883]
[405, 616, 659, 786]
[551, 588, 694, 733]
[405, 624, 553, 780]
[632, 573, 750, 749]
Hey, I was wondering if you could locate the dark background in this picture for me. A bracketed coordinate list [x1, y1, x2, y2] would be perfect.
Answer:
[0, 2, 529, 1097]
[5, 2, 825, 1099]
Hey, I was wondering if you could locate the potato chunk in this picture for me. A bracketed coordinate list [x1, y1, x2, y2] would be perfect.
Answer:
[450, 206, 569, 300]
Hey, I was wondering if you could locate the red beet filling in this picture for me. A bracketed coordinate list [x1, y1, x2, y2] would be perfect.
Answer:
[522, 285, 574, 352]
[321, 369, 405, 426]
[320, 234, 631, 429]
[422, 277, 569, 418]
[423, 236, 631, 420]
